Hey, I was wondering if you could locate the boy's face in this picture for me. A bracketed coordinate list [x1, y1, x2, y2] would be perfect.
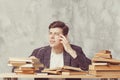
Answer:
[49, 27, 63, 48]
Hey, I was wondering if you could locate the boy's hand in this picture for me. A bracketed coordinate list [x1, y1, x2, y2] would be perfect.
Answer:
[59, 34, 77, 58]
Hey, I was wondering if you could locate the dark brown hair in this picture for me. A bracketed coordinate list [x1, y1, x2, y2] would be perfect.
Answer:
[49, 21, 69, 35]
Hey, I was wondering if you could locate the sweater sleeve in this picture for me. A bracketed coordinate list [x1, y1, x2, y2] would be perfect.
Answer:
[30, 48, 46, 72]
[71, 45, 91, 71]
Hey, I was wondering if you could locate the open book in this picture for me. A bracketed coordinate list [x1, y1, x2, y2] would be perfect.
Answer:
[41, 66, 87, 75]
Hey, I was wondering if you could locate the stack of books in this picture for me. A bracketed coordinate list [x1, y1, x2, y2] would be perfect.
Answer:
[8, 57, 43, 74]
[41, 66, 88, 75]
[89, 50, 120, 76]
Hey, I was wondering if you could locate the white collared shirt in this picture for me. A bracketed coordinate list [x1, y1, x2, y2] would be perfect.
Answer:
[50, 52, 64, 69]
[49, 52, 65, 80]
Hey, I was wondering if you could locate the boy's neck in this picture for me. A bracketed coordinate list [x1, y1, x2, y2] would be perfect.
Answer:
[52, 45, 64, 54]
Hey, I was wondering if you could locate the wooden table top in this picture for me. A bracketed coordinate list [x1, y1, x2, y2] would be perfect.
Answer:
[0, 73, 120, 78]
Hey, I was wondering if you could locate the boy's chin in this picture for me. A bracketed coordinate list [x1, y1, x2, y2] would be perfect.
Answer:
[49, 44, 55, 47]
[49, 44, 60, 48]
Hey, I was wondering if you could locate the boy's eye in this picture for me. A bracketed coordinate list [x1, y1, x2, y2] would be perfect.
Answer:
[49, 32, 51, 34]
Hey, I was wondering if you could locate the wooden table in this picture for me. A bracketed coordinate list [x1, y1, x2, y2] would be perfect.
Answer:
[0, 73, 120, 80]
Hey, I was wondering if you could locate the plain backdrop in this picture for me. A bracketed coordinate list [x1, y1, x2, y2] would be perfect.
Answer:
[0, 0, 120, 80]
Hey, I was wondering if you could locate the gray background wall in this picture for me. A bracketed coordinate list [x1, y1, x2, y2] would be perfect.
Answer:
[0, 0, 120, 80]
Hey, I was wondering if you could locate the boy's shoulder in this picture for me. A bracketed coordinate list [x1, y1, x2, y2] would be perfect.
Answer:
[70, 44, 82, 50]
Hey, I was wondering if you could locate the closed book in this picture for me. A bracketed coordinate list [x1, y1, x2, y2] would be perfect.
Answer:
[92, 57, 120, 64]
[9, 57, 32, 62]
[8, 62, 27, 67]
[14, 68, 35, 74]
[89, 65, 120, 70]
[89, 70, 120, 76]
[99, 50, 111, 54]
[20, 67, 35, 71]
[92, 62, 108, 65]
[95, 53, 112, 59]
[20, 64, 34, 68]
